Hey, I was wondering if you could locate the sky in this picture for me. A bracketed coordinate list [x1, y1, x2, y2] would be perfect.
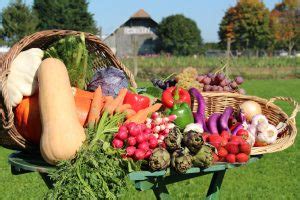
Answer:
[0, 0, 282, 42]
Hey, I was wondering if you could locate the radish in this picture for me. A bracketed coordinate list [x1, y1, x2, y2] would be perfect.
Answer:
[134, 149, 145, 160]
[138, 142, 150, 151]
[149, 137, 158, 149]
[129, 125, 141, 136]
[116, 130, 128, 141]
[143, 128, 152, 135]
[138, 123, 147, 131]
[112, 139, 124, 149]
[144, 150, 153, 159]
[126, 146, 136, 156]
[168, 115, 177, 121]
[127, 137, 137, 146]
[126, 122, 136, 130]
[136, 134, 147, 143]
[151, 112, 159, 120]
[119, 125, 128, 133]
[154, 117, 163, 125]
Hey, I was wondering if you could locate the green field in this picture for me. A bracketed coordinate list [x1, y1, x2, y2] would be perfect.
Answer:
[0, 79, 299, 199]
[123, 56, 300, 80]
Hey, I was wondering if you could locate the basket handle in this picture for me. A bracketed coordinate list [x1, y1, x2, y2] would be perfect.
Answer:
[266, 97, 300, 124]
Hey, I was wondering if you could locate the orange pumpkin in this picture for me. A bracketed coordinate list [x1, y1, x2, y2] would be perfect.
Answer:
[14, 88, 93, 145]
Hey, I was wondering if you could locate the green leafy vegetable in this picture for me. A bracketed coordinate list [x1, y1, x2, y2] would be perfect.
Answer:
[45, 112, 134, 199]
[44, 33, 94, 89]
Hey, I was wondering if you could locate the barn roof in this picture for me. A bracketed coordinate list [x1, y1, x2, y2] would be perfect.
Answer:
[130, 9, 151, 18]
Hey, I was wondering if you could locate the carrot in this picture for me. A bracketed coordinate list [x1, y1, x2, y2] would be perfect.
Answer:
[104, 88, 128, 115]
[115, 104, 131, 113]
[125, 103, 162, 123]
[104, 96, 113, 103]
[87, 87, 103, 128]
[124, 108, 136, 119]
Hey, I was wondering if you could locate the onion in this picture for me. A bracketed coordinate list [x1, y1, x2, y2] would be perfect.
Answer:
[239, 101, 262, 122]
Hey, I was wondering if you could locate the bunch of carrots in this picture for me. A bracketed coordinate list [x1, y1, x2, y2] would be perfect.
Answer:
[86, 87, 162, 128]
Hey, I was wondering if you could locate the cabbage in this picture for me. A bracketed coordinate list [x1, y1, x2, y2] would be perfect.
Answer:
[87, 66, 129, 97]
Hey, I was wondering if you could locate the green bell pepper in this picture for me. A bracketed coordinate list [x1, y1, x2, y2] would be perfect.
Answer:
[166, 102, 194, 130]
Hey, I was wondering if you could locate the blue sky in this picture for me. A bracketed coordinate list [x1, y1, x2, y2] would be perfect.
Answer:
[0, 0, 281, 42]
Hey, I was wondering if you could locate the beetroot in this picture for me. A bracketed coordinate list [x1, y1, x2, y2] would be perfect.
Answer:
[112, 139, 124, 149]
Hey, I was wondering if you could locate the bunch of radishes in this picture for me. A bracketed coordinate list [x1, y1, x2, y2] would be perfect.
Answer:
[145, 112, 176, 144]
[112, 122, 159, 160]
[204, 129, 251, 163]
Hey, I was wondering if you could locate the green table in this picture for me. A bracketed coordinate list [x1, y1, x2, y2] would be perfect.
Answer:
[8, 151, 261, 200]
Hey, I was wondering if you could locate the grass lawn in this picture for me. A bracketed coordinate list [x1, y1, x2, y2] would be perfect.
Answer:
[0, 79, 299, 199]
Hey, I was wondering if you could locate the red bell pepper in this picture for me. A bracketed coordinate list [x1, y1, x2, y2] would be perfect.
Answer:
[161, 87, 191, 108]
[123, 91, 150, 112]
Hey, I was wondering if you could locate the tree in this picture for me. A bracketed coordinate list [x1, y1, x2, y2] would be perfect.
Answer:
[0, 0, 38, 46]
[157, 14, 202, 55]
[219, 0, 271, 54]
[270, 0, 299, 55]
[33, 0, 98, 34]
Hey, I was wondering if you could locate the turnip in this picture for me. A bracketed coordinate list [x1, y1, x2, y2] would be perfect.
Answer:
[112, 139, 124, 149]
[126, 146, 136, 157]
[138, 142, 150, 151]
[134, 149, 145, 160]
[127, 137, 137, 146]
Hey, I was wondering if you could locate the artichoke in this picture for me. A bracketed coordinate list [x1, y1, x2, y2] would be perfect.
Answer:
[164, 127, 183, 152]
[192, 144, 214, 168]
[171, 148, 193, 173]
[149, 147, 171, 171]
[183, 131, 204, 154]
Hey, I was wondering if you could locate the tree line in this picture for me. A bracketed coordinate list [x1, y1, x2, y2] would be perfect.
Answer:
[0, 0, 299, 56]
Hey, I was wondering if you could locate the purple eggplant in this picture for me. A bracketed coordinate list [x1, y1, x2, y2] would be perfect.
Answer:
[219, 107, 234, 132]
[189, 88, 208, 132]
[207, 113, 222, 134]
[232, 123, 244, 135]
[237, 110, 246, 124]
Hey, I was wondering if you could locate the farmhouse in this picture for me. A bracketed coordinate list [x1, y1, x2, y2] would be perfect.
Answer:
[104, 9, 158, 57]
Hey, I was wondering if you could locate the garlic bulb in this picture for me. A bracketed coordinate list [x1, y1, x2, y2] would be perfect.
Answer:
[251, 114, 268, 127]
[256, 124, 278, 144]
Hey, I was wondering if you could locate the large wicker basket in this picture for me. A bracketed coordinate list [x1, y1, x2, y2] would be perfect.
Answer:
[192, 92, 299, 155]
[0, 30, 137, 150]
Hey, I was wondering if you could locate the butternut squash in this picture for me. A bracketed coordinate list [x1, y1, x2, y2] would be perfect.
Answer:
[38, 58, 86, 165]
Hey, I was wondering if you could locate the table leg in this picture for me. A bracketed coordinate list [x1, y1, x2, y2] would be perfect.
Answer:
[152, 180, 171, 200]
[39, 173, 54, 189]
[205, 170, 226, 200]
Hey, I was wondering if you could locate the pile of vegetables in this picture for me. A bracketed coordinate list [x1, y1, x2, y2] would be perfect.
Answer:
[8, 33, 283, 199]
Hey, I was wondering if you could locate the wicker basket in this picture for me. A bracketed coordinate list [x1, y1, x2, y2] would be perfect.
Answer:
[0, 30, 137, 150]
[192, 92, 299, 155]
